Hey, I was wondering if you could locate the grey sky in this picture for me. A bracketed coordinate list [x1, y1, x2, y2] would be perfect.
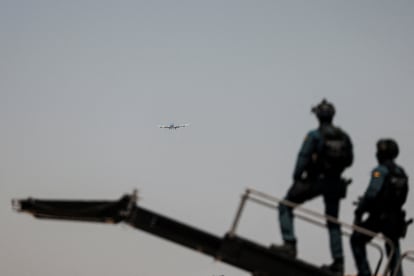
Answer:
[1, 1, 414, 275]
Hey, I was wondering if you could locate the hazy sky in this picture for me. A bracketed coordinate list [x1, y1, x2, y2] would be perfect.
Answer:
[1, 1, 414, 275]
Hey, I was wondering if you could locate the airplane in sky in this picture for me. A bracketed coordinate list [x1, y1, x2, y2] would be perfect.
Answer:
[158, 123, 190, 130]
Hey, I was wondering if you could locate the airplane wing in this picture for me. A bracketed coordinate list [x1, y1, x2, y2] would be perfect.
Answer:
[158, 123, 189, 129]
[178, 123, 190, 128]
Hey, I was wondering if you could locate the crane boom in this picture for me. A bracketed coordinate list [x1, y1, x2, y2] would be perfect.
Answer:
[12, 191, 335, 276]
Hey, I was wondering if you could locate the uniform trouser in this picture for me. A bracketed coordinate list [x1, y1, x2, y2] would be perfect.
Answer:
[350, 215, 402, 276]
[278, 178, 343, 261]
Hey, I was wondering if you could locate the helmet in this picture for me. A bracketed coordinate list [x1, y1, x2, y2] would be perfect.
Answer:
[376, 138, 399, 161]
[311, 99, 335, 122]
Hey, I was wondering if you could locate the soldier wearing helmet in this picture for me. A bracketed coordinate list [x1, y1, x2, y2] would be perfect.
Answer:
[272, 99, 353, 275]
[351, 139, 409, 276]
[312, 98, 336, 123]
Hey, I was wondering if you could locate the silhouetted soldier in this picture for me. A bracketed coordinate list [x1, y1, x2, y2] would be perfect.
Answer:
[351, 139, 409, 276]
[272, 99, 353, 275]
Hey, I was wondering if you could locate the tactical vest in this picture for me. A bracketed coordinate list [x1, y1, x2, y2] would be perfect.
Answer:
[318, 126, 352, 172]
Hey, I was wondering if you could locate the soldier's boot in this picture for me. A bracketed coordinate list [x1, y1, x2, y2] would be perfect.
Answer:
[321, 257, 344, 275]
[269, 240, 297, 258]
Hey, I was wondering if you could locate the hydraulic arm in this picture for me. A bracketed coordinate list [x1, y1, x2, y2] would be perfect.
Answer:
[12, 191, 335, 276]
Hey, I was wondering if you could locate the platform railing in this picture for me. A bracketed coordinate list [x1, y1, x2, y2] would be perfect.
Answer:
[229, 188, 396, 276]
[393, 250, 414, 276]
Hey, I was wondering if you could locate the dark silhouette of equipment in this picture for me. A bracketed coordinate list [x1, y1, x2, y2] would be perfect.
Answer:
[12, 191, 336, 276]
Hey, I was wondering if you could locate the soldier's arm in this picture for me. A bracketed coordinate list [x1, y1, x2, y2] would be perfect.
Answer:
[346, 134, 354, 167]
[355, 166, 388, 215]
[292, 131, 319, 181]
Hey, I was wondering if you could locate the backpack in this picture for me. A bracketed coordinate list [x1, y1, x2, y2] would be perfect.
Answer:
[382, 164, 409, 210]
[318, 126, 352, 172]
